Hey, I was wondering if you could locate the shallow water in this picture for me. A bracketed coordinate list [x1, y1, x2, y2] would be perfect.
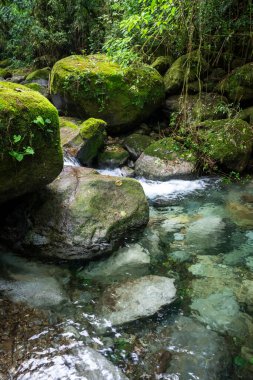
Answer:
[1, 173, 253, 379]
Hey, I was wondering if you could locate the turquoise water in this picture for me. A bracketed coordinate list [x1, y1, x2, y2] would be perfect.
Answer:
[1, 176, 253, 379]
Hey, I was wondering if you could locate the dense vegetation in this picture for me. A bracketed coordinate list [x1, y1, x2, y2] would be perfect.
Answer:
[0, 0, 252, 67]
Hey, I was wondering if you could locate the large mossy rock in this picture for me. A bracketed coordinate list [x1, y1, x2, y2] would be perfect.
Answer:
[124, 133, 154, 159]
[218, 63, 253, 102]
[164, 51, 209, 94]
[0, 82, 63, 203]
[151, 55, 174, 75]
[50, 54, 165, 132]
[196, 119, 253, 172]
[60, 117, 107, 165]
[0, 167, 149, 260]
[135, 138, 196, 180]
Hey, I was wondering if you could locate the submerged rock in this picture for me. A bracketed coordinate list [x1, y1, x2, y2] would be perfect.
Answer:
[148, 316, 230, 380]
[135, 138, 196, 180]
[15, 344, 128, 380]
[50, 54, 165, 132]
[78, 243, 150, 284]
[0, 251, 69, 308]
[100, 275, 176, 325]
[0, 81, 63, 203]
[0, 167, 149, 260]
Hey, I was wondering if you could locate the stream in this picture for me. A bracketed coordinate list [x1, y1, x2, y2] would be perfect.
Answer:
[1, 159, 253, 379]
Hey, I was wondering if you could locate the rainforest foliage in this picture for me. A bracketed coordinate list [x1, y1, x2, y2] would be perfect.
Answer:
[0, 0, 252, 67]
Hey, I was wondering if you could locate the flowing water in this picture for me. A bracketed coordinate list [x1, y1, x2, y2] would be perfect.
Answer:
[1, 163, 253, 379]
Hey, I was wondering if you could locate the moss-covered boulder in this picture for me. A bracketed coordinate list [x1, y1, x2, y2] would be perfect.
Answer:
[164, 93, 228, 122]
[0, 81, 63, 203]
[236, 107, 253, 125]
[98, 145, 129, 168]
[192, 93, 229, 121]
[0, 68, 12, 79]
[24, 82, 49, 97]
[151, 56, 174, 75]
[0, 59, 11, 68]
[77, 118, 107, 165]
[164, 51, 209, 94]
[217, 63, 253, 102]
[25, 67, 50, 84]
[50, 54, 165, 132]
[60, 117, 107, 165]
[0, 167, 149, 260]
[135, 138, 196, 180]
[124, 133, 154, 159]
[196, 119, 253, 172]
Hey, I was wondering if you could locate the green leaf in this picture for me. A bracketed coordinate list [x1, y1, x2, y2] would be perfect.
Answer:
[13, 134, 22, 143]
[234, 356, 247, 367]
[9, 150, 24, 162]
[45, 118, 51, 124]
[24, 146, 35, 155]
[33, 115, 45, 126]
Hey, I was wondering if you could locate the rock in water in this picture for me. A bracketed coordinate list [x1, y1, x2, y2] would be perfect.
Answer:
[0, 167, 149, 260]
[151, 316, 231, 380]
[15, 345, 128, 380]
[100, 275, 176, 325]
[0, 82, 63, 203]
[77, 243, 150, 284]
[50, 54, 165, 132]
[135, 138, 196, 180]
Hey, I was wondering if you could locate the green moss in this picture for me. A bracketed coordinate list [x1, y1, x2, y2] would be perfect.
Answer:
[0, 59, 11, 68]
[77, 118, 107, 165]
[151, 56, 174, 75]
[164, 51, 209, 94]
[124, 133, 153, 158]
[144, 138, 196, 162]
[59, 116, 80, 130]
[197, 118, 253, 172]
[218, 63, 253, 102]
[98, 145, 129, 168]
[26, 67, 51, 82]
[80, 118, 107, 139]
[24, 82, 48, 97]
[50, 54, 165, 131]
[0, 68, 12, 79]
[237, 107, 253, 124]
[0, 81, 63, 203]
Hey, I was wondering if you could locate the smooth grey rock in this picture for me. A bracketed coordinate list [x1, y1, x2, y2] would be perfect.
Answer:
[135, 154, 195, 181]
[161, 316, 230, 380]
[15, 344, 128, 380]
[78, 243, 150, 284]
[100, 275, 176, 325]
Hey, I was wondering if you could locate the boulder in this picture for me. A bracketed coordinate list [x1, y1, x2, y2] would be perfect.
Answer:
[25, 67, 50, 85]
[77, 118, 107, 165]
[123, 133, 154, 159]
[50, 54, 165, 132]
[99, 275, 176, 325]
[164, 51, 209, 94]
[135, 138, 196, 180]
[236, 106, 253, 124]
[151, 55, 174, 75]
[218, 62, 253, 102]
[15, 345, 128, 380]
[0, 81, 63, 203]
[146, 316, 230, 380]
[0, 68, 12, 79]
[0, 167, 149, 260]
[98, 145, 129, 168]
[77, 243, 150, 284]
[196, 118, 253, 172]
[59, 117, 107, 165]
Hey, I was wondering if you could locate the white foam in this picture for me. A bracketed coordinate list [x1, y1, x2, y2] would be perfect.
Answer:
[97, 168, 125, 177]
[139, 178, 212, 200]
[63, 154, 80, 167]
